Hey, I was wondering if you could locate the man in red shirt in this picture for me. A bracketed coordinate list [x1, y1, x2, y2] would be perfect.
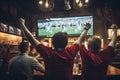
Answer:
[18, 18, 91, 80]
[79, 24, 117, 80]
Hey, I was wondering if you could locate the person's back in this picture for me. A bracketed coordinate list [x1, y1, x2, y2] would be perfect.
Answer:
[36, 32, 79, 80]
[9, 54, 36, 80]
[18, 18, 90, 80]
[79, 24, 117, 80]
[8, 42, 45, 80]
[80, 44, 115, 80]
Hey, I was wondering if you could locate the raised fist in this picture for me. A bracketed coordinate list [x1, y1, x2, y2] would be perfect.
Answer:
[85, 23, 91, 29]
[18, 18, 25, 25]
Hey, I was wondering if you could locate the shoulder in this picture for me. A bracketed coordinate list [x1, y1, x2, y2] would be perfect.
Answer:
[68, 44, 79, 49]
[65, 44, 79, 53]
[9, 56, 19, 65]
[103, 46, 115, 51]
[26, 55, 36, 60]
[9, 56, 19, 62]
[27, 56, 39, 63]
[36, 44, 50, 51]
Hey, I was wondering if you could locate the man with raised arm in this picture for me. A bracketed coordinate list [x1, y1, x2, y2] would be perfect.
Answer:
[18, 18, 91, 80]
[79, 24, 117, 80]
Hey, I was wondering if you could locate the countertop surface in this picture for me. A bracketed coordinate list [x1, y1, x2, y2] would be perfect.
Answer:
[34, 65, 120, 76]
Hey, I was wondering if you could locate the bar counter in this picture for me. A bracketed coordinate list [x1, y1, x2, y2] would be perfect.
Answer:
[33, 65, 120, 80]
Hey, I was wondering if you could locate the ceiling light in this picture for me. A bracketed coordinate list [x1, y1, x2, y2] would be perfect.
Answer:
[79, 1, 82, 8]
[64, 0, 71, 10]
[38, 0, 54, 12]
[39, 0, 43, 5]
[85, 0, 89, 3]
[75, 0, 79, 3]
[45, 1, 49, 8]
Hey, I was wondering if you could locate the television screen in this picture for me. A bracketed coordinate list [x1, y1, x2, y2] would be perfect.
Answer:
[37, 16, 93, 37]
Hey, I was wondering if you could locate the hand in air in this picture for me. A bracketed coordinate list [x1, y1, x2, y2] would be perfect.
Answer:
[18, 18, 25, 25]
[85, 23, 91, 30]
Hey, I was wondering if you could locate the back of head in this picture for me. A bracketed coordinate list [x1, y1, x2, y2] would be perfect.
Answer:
[87, 36, 101, 54]
[52, 32, 68, 51]
[19, 42, 29, 53]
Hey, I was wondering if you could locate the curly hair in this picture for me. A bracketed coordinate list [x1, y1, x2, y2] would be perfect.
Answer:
[19, 42, 29, 53]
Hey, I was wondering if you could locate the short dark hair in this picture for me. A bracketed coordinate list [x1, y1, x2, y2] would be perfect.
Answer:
[87, 36, 101, 54]
[52, 32, 68, 51]
[19, 42, 29, 53]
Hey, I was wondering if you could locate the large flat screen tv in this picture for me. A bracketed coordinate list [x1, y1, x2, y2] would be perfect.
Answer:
[37, 16, 93, 37]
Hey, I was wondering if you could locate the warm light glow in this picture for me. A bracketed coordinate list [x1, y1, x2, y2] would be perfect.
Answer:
[43, 41, 48, 46]
[10, 35, 17, 39]
[101, 39, 104, 49]
[39, 0, 43, 5]
[45, 1, 49, 8]
[85, 0, 89, 3]
[79, 1, 82, 7]
[108, 29, 113, 39]
[75, 0, 79, 3]
[96, 36, 101, 38]
[108, 29, 120, 39]
[38, 0, 54, 12]
[0, 32, 22, 45]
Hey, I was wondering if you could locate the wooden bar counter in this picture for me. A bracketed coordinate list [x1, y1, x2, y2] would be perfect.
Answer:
[33, 65, 120, 80]
[107, 65, 120, 75]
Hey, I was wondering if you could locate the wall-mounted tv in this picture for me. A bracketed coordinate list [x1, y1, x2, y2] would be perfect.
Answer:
[37, 16, 93, 37]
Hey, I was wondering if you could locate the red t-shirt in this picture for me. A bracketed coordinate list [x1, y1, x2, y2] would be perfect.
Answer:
[36, 44, 79, 80]
[79, 45, 115, 80]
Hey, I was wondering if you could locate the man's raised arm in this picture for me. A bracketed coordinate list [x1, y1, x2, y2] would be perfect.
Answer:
[18, 18, 40, 47]
[74, 23, 91, 46]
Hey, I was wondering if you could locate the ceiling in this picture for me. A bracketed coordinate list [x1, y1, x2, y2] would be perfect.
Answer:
[10, 0, 68, 13]
[0, 0, 120, 30]
[9, 0, 120, 14]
